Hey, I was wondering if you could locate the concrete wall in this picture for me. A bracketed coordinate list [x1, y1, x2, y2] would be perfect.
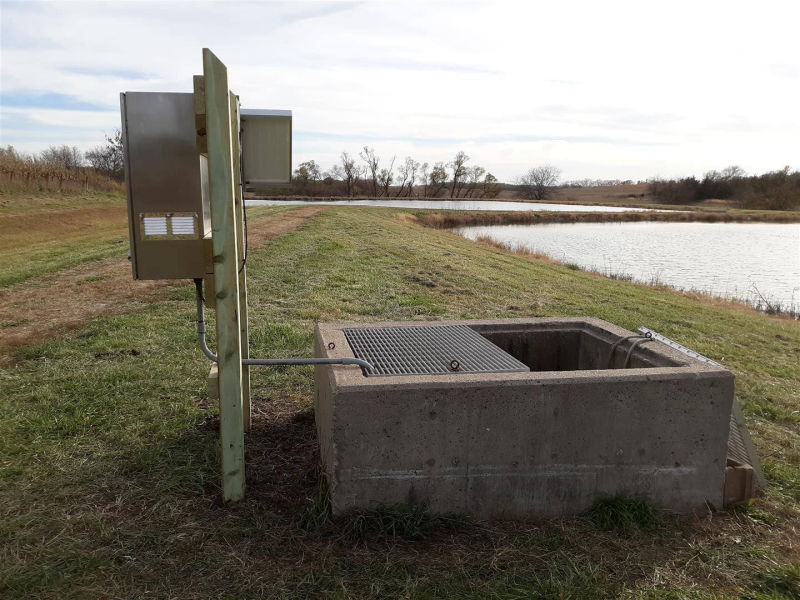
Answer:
[314, 318, 734, 518]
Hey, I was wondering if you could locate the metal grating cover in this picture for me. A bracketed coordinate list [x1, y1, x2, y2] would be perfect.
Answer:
[343, 325, 529, 377]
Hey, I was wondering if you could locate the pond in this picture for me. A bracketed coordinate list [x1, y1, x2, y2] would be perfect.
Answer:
[455, 221, 800, 312]
[246, 198, 655, 213]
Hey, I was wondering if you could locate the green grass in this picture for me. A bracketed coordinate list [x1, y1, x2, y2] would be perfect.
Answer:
[0, 190, 129, 286]
[1, 205, 798, 598]
[747, 565, 800, 600]
[341, 502, 472, 540]
[0, 235, 129, 287]
[585, 496, 660, 533]
[0, 190, 124, 214]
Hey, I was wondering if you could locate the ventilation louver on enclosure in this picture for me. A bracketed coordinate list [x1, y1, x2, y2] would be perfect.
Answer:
[343, 325, 529, 377]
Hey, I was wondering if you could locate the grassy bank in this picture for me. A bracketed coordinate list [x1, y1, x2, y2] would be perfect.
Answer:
[416, 208, 800, 229]
[1, 200, 799, 598]
[0, 191, 129, 286]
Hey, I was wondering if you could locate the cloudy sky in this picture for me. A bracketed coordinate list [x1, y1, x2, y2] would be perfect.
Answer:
[1, 0, 798, 182]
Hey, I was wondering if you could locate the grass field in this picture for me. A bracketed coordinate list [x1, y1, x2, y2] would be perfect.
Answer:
[0, 191, 129, 286]
[1, 192, 798, 599]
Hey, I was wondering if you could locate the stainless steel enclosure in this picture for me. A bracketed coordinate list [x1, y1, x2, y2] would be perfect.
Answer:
[121, 92, 212, 280]
[240, 109, 292, 187]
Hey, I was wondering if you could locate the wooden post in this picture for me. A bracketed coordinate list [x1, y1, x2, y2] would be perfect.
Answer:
[229, 91, 251, 432]
[202, 48, 245, 502]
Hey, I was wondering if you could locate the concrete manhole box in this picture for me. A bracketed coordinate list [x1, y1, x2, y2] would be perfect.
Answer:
[314, 317, 734, 518]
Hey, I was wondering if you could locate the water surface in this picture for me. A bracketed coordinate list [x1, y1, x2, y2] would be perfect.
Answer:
[456, 221, 800, 311]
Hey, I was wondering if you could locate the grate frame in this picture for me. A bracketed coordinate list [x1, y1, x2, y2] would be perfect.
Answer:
[343, 324, 529, 377]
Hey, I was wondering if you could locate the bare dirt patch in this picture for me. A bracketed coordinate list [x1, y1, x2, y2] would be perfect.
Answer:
[0, 206, 325, 361]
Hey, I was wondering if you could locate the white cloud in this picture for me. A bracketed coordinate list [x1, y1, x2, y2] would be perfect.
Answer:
[1, 0, 799, 181]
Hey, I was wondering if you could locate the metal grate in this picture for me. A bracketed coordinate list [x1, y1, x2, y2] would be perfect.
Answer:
[343, 325, 529, 377]
[727, 410, 750, 466]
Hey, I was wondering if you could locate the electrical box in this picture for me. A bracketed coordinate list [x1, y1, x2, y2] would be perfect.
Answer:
[121, 92, 292, 280]
[241, 109, 292, 187]
[121, 92, 213, 280]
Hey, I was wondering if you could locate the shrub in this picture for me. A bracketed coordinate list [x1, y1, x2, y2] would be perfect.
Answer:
[649, 166, 800, 210]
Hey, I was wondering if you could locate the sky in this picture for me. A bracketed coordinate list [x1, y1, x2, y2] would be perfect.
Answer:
[1, 0, 799, 182]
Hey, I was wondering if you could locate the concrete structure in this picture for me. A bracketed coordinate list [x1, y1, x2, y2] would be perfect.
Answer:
[314, 317, 734, 518]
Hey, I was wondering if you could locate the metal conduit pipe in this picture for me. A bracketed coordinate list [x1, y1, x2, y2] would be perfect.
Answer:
[193, 279, 373, 371]
[195, 279, 221, 363]
[604, 334, 651, 369]
[243, 356, 373, 368]
[623, 337, 653, 368]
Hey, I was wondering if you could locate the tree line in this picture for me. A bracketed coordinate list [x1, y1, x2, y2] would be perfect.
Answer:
[648, 166, 800, 210]
[291, 148, 509, 199]
[6, 126, 798, 211]
[1, 132, 568, 202]
[0, 132, 125, 184]
[0, 139, 123, 194]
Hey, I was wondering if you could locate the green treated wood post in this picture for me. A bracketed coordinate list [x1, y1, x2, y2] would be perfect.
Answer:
[229, 91, 251, 432]
[203, 48, 245, 502]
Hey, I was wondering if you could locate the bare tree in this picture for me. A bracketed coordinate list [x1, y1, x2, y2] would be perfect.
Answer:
[515, 165, 561, 200]
[463, 165, 486, 198]
[40, 145, 83, 169]
[377, 156, 395, 197]
[359, 146, 380, 196]
[395, 157, 420, 197]
[293, 160, 321, 194]
[428, 162, 448, 198]
[482, 172, 500, 198]
[322, 164, 345, 195]
[294, 160, 321, 182]
[85, 130, 124, 180]
[340, 152, 361, 197]
[448, 151, 470, 198]
[721, 165, 745, 180]
[325, 164, 345, 181]
[419, 162, 430, 197]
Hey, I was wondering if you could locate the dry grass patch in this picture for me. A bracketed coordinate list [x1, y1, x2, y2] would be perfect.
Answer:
[0, 204, 327, 361]
[0, 205, 127, 251]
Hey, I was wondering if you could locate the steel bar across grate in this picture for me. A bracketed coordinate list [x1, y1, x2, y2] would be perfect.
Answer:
[343, 325, 530, 377]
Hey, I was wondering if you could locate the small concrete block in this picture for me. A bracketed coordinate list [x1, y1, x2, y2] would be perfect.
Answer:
[724, 459, 755, 506]
[207, 363, 219, 402]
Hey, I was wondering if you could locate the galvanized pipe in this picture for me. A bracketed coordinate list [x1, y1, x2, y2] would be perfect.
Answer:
[193, 279, 372, 371]
[623, 337, 653, 368]
[196, 280, 221, 363]
[605, 334, 650, 369]
[242, 356, 373, 368]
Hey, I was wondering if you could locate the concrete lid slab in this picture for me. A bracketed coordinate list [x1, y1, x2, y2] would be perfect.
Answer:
[315, 317, 734, 392]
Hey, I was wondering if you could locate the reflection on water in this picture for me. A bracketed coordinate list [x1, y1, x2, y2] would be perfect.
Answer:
[456, 221, 800, 311]
[246, 198, 656, 213]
